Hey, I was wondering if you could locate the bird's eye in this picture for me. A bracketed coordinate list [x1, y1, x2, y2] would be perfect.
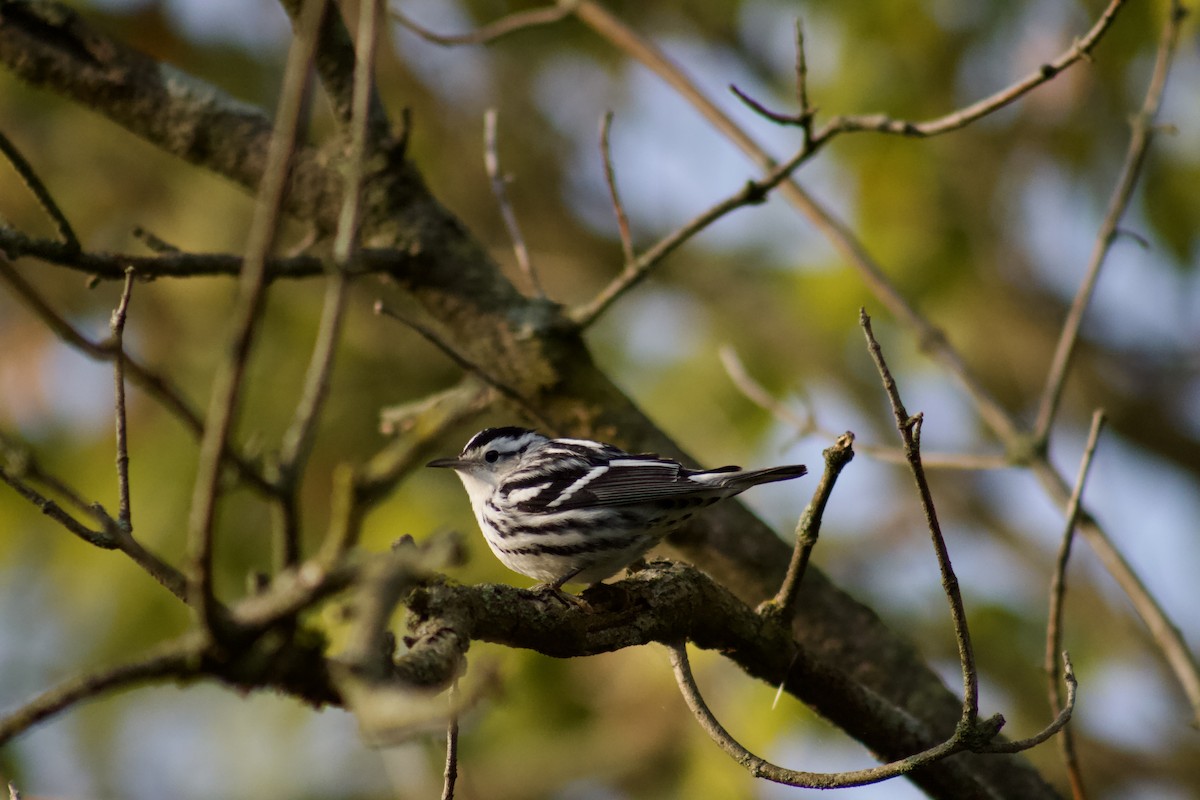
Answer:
[484, 450, 500, 463]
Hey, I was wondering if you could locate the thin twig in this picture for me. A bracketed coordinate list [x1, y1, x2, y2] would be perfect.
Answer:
[766, 433, 853, 617]
[0, 430, 97, 519]
[0, 466, 113, 548]
[483, 109, 543, 298]
[442, 684, 460, 800]
[0, 434, 189, 600]
[110, 269, 135, 530]
[599, 111, 634, 265]
[1032, 0, 1182, 442]
[1046, 410, 1106, 799]
[793, 19, 813, 142]
[861, 309, 978, 725]
[187, 0, 326, 631]
[391, 2, 574, 46]
[811, 0, 1129, 139]
[0, 129, 78, 249]
[983, 653, 1079, 753]
[730, 84, 812, 129]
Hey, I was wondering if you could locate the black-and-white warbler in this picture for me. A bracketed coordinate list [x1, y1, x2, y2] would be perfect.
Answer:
[427, 427, 807, 593]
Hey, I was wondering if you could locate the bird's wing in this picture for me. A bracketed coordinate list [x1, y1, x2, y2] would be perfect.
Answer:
[510, 458, 734, 513]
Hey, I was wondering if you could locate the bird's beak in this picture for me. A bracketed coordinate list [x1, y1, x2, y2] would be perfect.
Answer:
[426, 457, 470, 469]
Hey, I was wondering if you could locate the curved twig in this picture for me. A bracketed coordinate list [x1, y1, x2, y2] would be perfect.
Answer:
[667, 641, 976, 789]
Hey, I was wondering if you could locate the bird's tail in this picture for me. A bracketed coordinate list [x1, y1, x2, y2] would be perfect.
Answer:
[696, 463, 808, 490]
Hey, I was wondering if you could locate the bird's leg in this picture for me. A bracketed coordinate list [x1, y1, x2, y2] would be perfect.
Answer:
[532, 566, 589, 608]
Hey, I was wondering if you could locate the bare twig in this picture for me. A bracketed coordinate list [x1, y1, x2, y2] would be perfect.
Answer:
[0, 433, 189, 600]
[792, 20, 813, 142]
[811, 0, 1129, 139]
[110, 269, 135, 530]
[667, 641, 985, 789]
[0, 465, 113, 548]
[1, 430, 98, 519]
[483, 109, 543, 298]
[861, 310, 978, 725]
[730, 19, 817, 137]
[1033, 0, 1182, 442]
[442, 684, 460, 800]
[765, 432, 854, 618]
[599, 111, 634, 265]
[983, 653, 1079, 753]
[1046, 410, 1106, 799]
[279, 0, 390, 147]
[0, 129, 78, 249]
[0, 227, 445, 281]
[187, 0, 327, 630]
[391, 2, 574, 46]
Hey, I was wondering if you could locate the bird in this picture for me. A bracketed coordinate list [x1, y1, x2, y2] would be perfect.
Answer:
[427, 426, 807, 597]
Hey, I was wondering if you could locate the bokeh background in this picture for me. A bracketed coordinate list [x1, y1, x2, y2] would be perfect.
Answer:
[1, 0, 1197, 797]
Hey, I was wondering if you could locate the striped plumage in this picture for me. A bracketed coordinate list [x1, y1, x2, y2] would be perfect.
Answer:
[427, 427, 807, 591]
